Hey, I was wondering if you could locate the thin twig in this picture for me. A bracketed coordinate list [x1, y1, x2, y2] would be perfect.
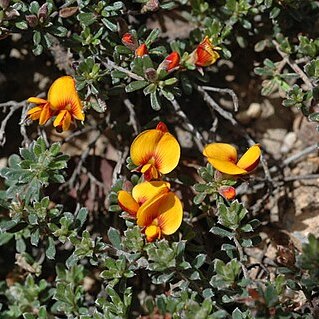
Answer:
[273, 40, 314, 90]
[112, 147, 129, 184]
[123, 98, 140, 135]
[103, 58, 145, 81]
[170, 99, 205, 151]
[200, 85, 239, 112]
[0, 101, 25, 146]
[233, 235, 249, 279]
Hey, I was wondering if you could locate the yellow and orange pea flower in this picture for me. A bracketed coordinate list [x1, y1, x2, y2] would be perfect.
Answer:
[118, 181, 183, 242]
[130, 122, 181, 181]
[188, 36, 221, 67]
[203, 143, 261, 175]
[27, 76, 85, 131]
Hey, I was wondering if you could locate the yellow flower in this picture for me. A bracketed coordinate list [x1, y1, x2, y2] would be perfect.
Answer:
[27, 76, 84, 131]
[203, 143, 261, 175]
[118, 181, 183, 242]
[130, 122, 180, 180]
[27, 97, 52, 125]
[48, 76, 84, 131]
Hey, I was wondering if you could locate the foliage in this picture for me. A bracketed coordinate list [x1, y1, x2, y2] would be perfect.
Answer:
[1, 0, 319, 318]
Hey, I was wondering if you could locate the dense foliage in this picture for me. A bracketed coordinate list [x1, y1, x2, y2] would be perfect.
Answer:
[1, 0, 319, 318]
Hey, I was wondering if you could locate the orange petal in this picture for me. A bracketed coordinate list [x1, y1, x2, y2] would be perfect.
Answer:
[27, 97, 48, 104]
[236, 145, 261, 172]
[145, 225, 161, 242]
[132, 181, 170, 205]
[206, 158, 247, 175]
[118, 190, 140, 217]
[156, 192, 183, 235]
[153, 132, 180, 174]
[203, 143, 238, 163]
[62, 110, 72, 131]
[27, 106, 42, 119]
[136, 192, 168, 227]
[135, 43, 148, 57]
[130, 129, 163, 166]
[53, 109, 67, 128]
[48, 76, 84, 121]
[39, 103, 51, 125]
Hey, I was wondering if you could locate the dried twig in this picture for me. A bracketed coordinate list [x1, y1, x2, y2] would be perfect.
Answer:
[170, 98, 205, 151]
[200, 85, 239, 112]
[123, 98, 140, 135]
[103, 58, 145, 81]
[112, 147, 129, 184]
[0, 100, 25, 146]
[273, 40, 314, 90]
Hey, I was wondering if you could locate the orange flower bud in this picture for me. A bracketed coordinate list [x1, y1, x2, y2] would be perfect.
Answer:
[135, 43, 148, 57]
[218, 186, 236, 201]
[189, 36, 220, 67]
[121, 32, 138, 51]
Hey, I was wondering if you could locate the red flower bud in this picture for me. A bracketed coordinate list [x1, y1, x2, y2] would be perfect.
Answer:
[156, 122, 168, 132]
[121, 32, 138, 51]
[159, 51, 180, 72]
[218, 186, 236, 201]
[135, 43, 148, 57]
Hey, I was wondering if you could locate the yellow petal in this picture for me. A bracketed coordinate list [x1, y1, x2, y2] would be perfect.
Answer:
[156, 192, 183, 235]
[48, 76, 83, 121]
[153, 132, 180, 174]
[62, 110, 72, 131]
[53, 109, 67, 128]
[27, 97, 48, 104]
[27, 106, 42, 117]
[206, 158, 247, 175]
[236, 145, 261, 172]
[118, 190, 139, 217]
[130, 129, 163, 166]
[203, 143, 238, 163]
[39, 103, 51, 125]
[145, 225, 161, 242]
[132, 181, 170, 205]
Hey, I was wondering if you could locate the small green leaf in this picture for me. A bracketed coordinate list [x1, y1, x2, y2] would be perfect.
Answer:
[125, 80, 148, 93]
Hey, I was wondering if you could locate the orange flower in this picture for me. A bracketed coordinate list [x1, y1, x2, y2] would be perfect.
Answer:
[189, 36, 220, 67]
[130, 122, 180, 180]
[27, 97, 52, 125]
[48, 76, 84, 131]
[121, 32, 138, 51]
[158, 51, 180, 72]
[27, 76, 84, 131]
[118, 181, 183, 242]
[135, 43, 148, 57]
[203, 143, 261, 175]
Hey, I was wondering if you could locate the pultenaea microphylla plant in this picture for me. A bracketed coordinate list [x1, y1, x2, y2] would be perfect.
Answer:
[27, 76, 84, 131]
[130, 122, 181, 181]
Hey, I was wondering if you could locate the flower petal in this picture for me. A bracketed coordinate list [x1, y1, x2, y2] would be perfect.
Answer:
[153, 132, 180, 174]
[195, 36, 220, 67]
[145, 225, 161, 242]
[130, 129, 163, 166]
[118, 190, 140, 217]
[203, 143, 238, 163]
[156, 192, 183, 235]
[27, 106, 42, 118]
[236, 145, 261, 172]
[132, 181, 170, 205]
[62, 110, 72, 131]
[206, 158, 247, 175]
[39, 103, 51, 125]
[53, 109, 67, 128]
[136, 192, 168, 227]
[48, 76, 84, 121]
[27, 97, 48, 104]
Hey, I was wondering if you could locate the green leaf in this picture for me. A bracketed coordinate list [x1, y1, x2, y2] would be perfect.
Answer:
[101, 18, 117, 32]
[46, 237, 56, 259]
[125, 80, 148, 93]
[209, 226, 234, 239]
[145, 28, 160, 46]
[108, 227, 121, 250]
[150, 91, 161, 111]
